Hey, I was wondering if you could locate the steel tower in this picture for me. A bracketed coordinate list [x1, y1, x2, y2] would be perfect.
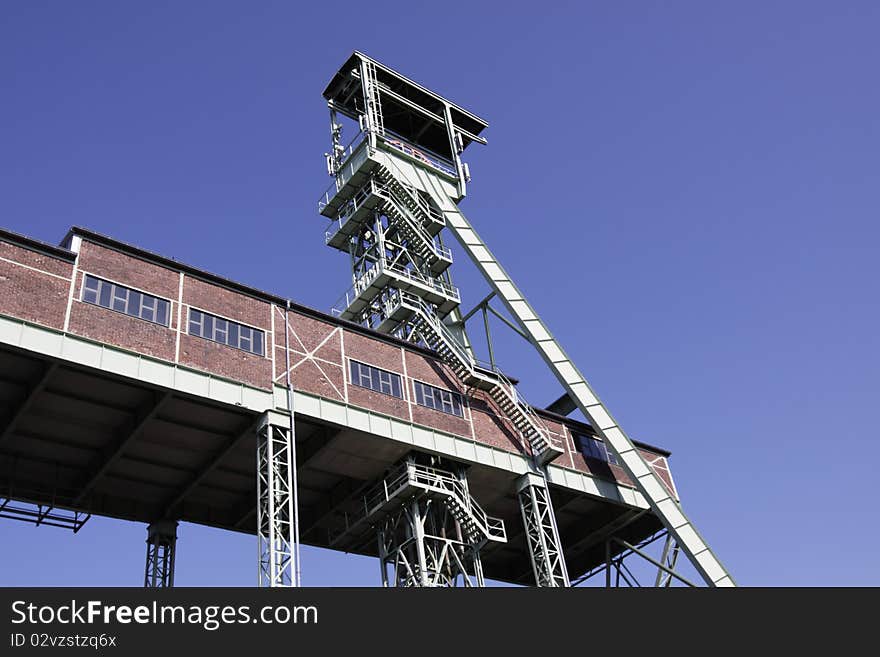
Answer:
[317, 52, 734, 587]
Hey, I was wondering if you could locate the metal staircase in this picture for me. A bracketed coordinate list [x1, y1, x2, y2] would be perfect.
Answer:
[330, 461, 506, 549]
[392, 291, 564, 465]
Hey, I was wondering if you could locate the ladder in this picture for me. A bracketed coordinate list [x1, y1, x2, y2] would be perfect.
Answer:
[362, 60, 385, 137]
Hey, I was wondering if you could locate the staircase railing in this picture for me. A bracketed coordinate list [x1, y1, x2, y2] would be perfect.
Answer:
[394, 291, 563, 461]
[331, 462, 506, 544]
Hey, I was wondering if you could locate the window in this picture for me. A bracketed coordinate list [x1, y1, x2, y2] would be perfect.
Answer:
[188, 308, 265, 356]
[82, 275, 169, 326]
[349, 360, 402, 398]
[413, 380, 464, 418]
[575, 433, 618, 465]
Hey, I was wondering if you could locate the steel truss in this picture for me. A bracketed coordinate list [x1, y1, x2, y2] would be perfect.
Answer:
[516, 473, 569, 587]
[0, 497, 90, 532]
[378, 495, 485, 587]
[257, 410, 299, 587]
[144, 519, 177, 588]
[572, 529, 693, 588]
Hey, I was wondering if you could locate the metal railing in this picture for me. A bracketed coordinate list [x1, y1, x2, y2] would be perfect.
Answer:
[380, 130, 457, 178]
[318, 132, 369, 211]
[378, 154, 447, 226]
[331, 261, 460, 317]
[318, 128, 457, 216]
[323, 177, 452, 263]
[394, 291, 562, 455]
[331, 462, 505, 544]
[408, 463, 506, 541]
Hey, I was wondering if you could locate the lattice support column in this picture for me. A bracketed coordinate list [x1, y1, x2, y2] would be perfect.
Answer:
[144, 520, 177, 588]
[377, 490, 485, 587]
[516, 473, 569, 587]
[257, 410, 298, 587]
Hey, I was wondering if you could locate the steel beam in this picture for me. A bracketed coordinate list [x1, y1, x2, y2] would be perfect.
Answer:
[73, 391, 171, 505]
[162, 416, 259, 517]
[0, 363, 58, 445]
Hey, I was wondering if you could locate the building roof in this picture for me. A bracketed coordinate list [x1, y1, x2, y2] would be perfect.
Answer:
[323, 51, 489, 159]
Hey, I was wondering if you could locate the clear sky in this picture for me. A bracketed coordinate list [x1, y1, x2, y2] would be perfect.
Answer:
[1, 1, 878, 586]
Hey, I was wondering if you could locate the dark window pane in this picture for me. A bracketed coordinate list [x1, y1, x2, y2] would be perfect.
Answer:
[253, 330, 264, 356]
[98, 282, 112, 307]
[111, 286, 127, 312]
[229, 322, 239, 347]
[156, 300, 168, 326]
[83, 287, 98, 304]
[214, 318, 228, 344]
[126, 290, 141, 318]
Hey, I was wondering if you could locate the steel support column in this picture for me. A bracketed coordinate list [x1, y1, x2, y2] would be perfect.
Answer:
[376, 459, 486, 587]
[256, 410, 298, 587]
[144, 520, 177, 588]
[516, 473, 569, 587]
[377, 496, 485, 588]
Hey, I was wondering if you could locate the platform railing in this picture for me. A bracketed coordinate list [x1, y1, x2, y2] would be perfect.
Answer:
[331, 462, 505, 545]
[379, 129, 457, 178]
[318, 131, 369, 210]
[319, 128, 456, 215]
[323, 177, 452, 263]
[331, 260, 460, 317]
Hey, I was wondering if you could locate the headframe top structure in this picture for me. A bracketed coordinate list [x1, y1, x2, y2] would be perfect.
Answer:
[323, 51, 488, 161]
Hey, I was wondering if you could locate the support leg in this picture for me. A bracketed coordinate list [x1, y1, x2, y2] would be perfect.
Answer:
[144, 520, 177, 588]
[516, 473, 569, 587]
[257, 410, 298, 587]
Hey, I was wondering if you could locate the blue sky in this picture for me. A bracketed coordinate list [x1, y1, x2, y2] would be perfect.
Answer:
[1, 1, 878, 586]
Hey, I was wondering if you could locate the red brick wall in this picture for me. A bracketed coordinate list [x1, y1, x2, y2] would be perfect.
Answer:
[178, 276, 273, 390]
[68, 293, 177, 362]
[343, 331, 409, 422]
[78, 242, 179, 299]
[276, 310, 346, 401]
[178, 332, 272, 390]
[1, 241, 73, 278]
[68, 243, 179, 362]
[470, 391, 525, 454]
[0, 240, 72, 330]
[182, 275, 271, 330]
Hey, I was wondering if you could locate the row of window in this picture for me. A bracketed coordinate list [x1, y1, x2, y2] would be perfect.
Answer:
[81, 274, 265, 356]
[349, 360, 465, 418]
[82, 276, 618, 459]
